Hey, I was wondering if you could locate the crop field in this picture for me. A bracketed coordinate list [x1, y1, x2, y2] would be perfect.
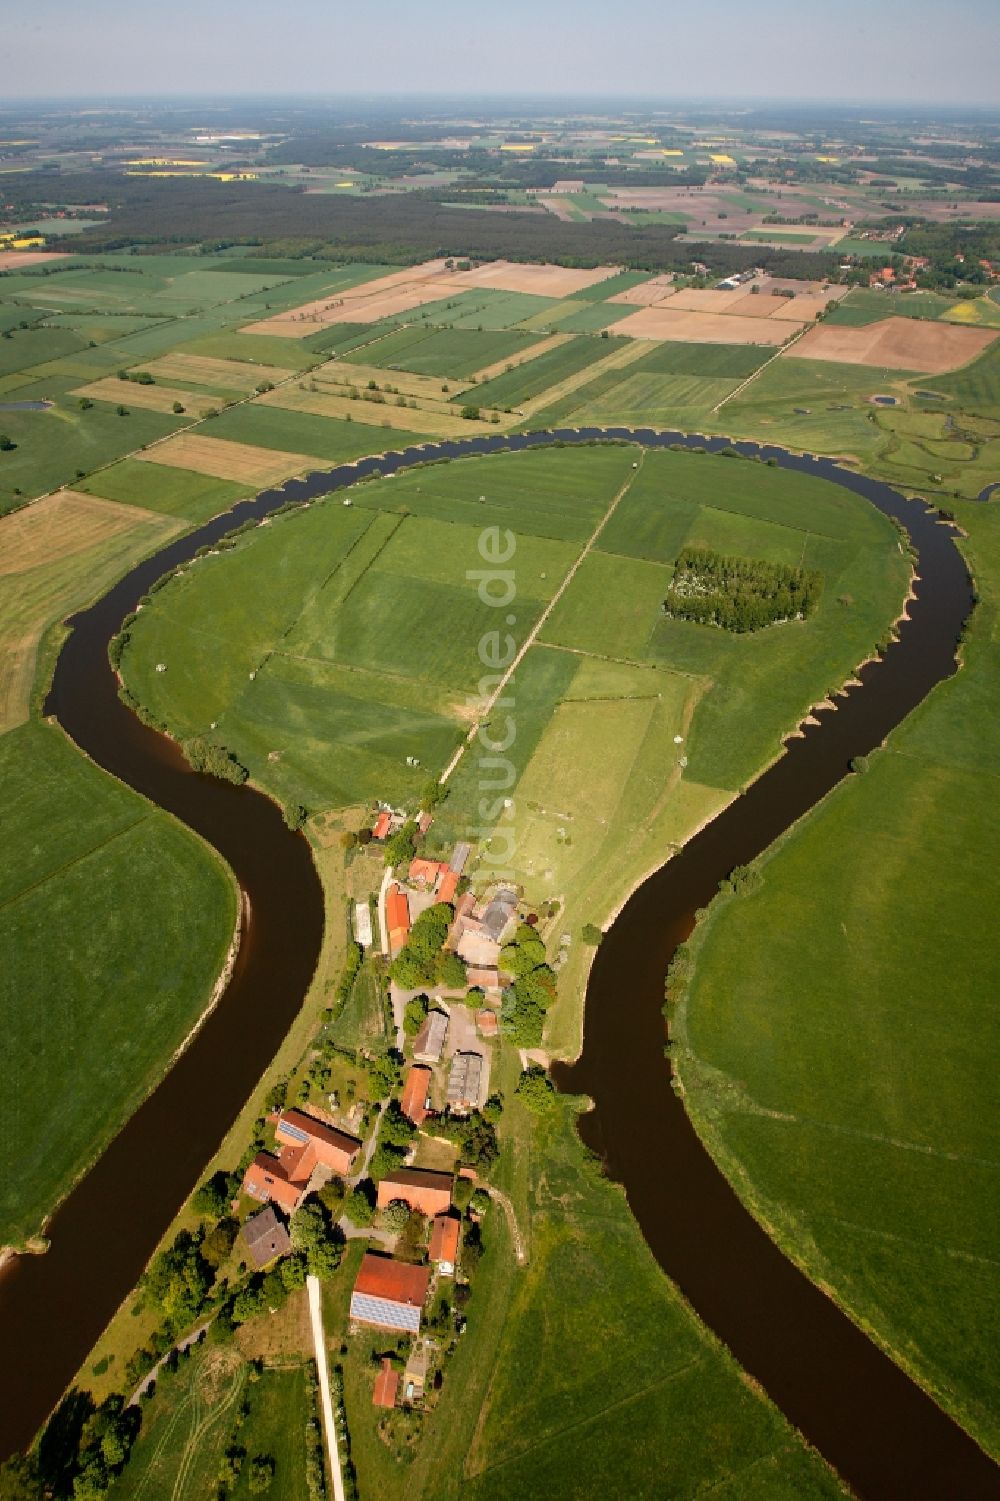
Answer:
[0, 720, 236, 1247]
[136, 432, 326, 485]
[202, 402, 427, 459]
[345, 324, 540, 379]
[135, 351, 291, 392]
[260, 381, 498, 438]
[80, 460, 250, 523]
[72, 377, 227, 416]
[675, 501, 1000, 1458]
[608, 304, 797, 344]
[0, 488, 181, 729]
[464, 334, 626, 409]
[788, 317, 998, 373]
[114, 1345, 311, 1500]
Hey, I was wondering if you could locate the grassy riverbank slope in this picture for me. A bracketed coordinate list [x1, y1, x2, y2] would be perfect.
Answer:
[673, 501, 1000, 1458]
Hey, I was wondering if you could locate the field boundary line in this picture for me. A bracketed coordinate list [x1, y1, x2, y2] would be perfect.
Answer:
[469, 1355, 702, 1481]
[516, 337, 651, 420]
[710, 324, 813, 415]
[440, 451, 645, 786]
[0, 814, 148, 913]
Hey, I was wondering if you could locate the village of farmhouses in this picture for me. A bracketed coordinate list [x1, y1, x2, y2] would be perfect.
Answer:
[227, 792, 557, 1433]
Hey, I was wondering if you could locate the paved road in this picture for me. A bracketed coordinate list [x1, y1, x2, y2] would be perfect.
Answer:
[307, 1273, 345, 1501]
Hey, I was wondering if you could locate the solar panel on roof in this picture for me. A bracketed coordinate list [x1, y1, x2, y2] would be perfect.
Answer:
[350, 1292, 421, 1333]
[278, 1121, 309, 1143]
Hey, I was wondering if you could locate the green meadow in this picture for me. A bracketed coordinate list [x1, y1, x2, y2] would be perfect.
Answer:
[0, 721, 236, 1248]
[673, 501, 1000, 1459]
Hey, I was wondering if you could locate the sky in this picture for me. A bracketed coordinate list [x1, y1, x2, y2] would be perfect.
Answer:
[4, 0, 1000, 107]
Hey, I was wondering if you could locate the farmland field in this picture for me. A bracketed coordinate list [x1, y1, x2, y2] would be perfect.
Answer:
[0, 488, 182, 730]
[673, 500, 1000, 1459]
[0, 721, 237, 1248]
[345, 324, 540, 379]
[465, 334, 626, 408]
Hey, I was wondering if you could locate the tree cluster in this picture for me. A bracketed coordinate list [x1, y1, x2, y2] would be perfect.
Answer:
[663, 546, 823, 633]
[499, 926, 557, 1047]
[389, 902, 464, 991]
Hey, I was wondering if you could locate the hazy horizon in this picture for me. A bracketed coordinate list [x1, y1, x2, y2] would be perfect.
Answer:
[4, 0, 999, 108]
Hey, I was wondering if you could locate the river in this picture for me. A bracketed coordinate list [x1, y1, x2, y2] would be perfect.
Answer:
[1, 429, 997, 1497]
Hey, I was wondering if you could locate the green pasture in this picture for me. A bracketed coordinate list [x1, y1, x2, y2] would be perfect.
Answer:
[916, 338, 1000, 417]
[0, 387, 187, 512]
[346, 324, 538, 379]
[202, 403, 425, 461]
[721, 356, 910, 459]
[674, 504, 1000, 1458]
[466, 335, 624, 409]
[82, 460, 250, 523]
[0, 721, 236, 1248]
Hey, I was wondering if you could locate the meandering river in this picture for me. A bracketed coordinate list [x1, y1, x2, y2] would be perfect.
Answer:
[1, 429, 997, 1497]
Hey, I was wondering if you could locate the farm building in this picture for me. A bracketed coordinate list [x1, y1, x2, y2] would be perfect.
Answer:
[429, 1213, 461, 1275]
[242, 1152, 305, 1215]
[413, 1009, 449, 1063]
[372, 810, 392, 841]
[437, 869, 459, 906]
[353, 901, 373, 949]
[350, 1253, 431, 1334]
[479, 888, 518, 944]
[467, 967, 501, 993]
[377, 1167, 453, 1218]
[409, 857, 447, 888]
[242, 1110, 361, 1213]
[400, 1064, 432, 1126]
[242, 1205, 292, 1268]
[373, 1358, 399, 1409]
[276, 1109, 361, 1177]
[447, 1050, 484, 1111]
[449, 842, 472, 874]
[477, 1008, 500, 1038]
[386, 883, 411, 953]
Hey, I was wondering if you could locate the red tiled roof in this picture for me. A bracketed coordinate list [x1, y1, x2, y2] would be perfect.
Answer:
[476, 1009, 499, 1036]
[354, 1253, 431, 1307]
[242, 1154, 304, 1214]
[436, 869, 459, 906]
[373, 1358, 399, 1408]
[372, 811, 392, 840]
[386, 883, 410, 936]
[277, 1110, 361, 1175]
[376, 1167, 452, 1218]
[409, 857, 447, 887]
[400, 1065, 432, 1126]
[429, 1213, 461, 1265]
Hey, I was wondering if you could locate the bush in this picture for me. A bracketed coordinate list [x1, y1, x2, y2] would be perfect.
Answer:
[345, 1184, 375, 1227]
[516, 1064, 556, 1112]
[581, 922, 602, 945]
[182, 737, 249, 784]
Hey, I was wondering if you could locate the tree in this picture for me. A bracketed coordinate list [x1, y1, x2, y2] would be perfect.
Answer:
[461, 404, 480, 421]
[279, 1251, 308, 1291]
[115, 405, 129, 417]
[516, 1064, 556, 1112]
[78, 397, 94, 411]
[403, 992, 429, 1035]
[381, 1199, 410, 1232]
[284, 803, 308, 831]
[201, 1217, 239, 1269]
[0, 434, 16, 451]
[469, 1188, 491, 1216]
[193, 1169, 239, 1219]
[581, 922, 603, 945]
[368, 1049, 402, 1100]
[383, 819, 417, 868]
[390, 949, 433, 990]
[345, 1183, 375, 1227]
[144, 1229, 212, 1332]
[435, 951, 467, 989]
[171, 400, 185, 414]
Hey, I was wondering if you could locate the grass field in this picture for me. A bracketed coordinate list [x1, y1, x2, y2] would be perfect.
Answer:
[201, 402, 427, 461]
[464, 334, 625, 409]
[915, 337, 1000, 417]
[81, 460, 250, 523]
[345, 324, 539, 379]
[673, 500, 1000, 1461]
[112, 1345, 312, 1500]
[0, 390, 187, 513]
[0, 721, 237, 1248]
[826, 290, 961, 326]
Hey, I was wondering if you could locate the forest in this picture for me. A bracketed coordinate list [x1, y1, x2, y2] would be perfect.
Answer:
[663, 545, 823, 632]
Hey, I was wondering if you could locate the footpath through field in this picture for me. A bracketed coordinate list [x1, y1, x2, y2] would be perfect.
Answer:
[307, 1273, 346, 1501]
[439, 449, 646, 785]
